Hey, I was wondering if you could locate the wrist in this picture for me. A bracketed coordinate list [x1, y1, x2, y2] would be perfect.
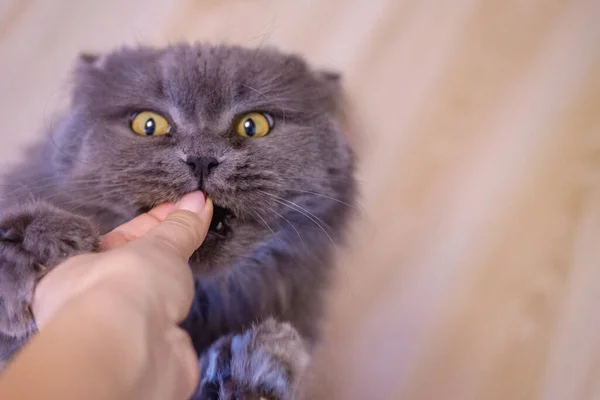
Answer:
[0, 288, 151, 400]
[61, 286, 152, 383]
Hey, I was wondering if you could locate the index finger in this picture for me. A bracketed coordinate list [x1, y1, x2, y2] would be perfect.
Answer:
[101, 202, 177, 250]
[133, 192, 213, 259]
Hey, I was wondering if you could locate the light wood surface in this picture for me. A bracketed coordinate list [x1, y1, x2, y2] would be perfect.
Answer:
[1, 1, 599, 399]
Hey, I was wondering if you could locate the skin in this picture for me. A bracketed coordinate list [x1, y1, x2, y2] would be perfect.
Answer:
[0, 191, 212, 400]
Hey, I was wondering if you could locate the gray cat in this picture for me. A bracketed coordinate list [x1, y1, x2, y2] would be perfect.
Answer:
[0, 43, 355, 399]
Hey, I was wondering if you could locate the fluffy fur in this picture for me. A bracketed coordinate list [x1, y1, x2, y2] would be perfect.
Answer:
[0, 43, 355, 398]
[194, 318, 309, 400]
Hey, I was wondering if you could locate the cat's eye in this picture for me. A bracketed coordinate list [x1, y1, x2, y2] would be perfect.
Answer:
[130, 111, 171, 136]
[235, 112, 274, 138]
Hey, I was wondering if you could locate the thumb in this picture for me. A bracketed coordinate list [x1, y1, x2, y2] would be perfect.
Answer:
[137, 192, 214, 259]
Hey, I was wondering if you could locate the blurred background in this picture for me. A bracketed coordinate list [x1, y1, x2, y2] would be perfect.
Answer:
[1, 0, 599, 398]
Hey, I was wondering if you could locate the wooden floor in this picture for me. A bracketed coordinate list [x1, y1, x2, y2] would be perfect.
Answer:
[1, 0, 599, 398]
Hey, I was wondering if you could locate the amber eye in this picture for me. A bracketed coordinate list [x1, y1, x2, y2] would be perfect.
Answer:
[235, 112, 274, 138]
[130, 111, 170, 136]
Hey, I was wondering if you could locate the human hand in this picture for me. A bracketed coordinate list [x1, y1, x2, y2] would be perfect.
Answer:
[32, 191, 213, 400]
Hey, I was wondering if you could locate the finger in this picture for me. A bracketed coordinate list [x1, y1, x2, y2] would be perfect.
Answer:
[137, 192, 213, 259]
[167, 327, 201, 400]
[101, 203, 177, 250]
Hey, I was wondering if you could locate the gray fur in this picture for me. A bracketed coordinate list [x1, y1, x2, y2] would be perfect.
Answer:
[194, 318, 309, 400]
[0, 43, 355, 397]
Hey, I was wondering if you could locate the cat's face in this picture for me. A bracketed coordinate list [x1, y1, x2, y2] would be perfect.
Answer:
[56, 44, 353, 272]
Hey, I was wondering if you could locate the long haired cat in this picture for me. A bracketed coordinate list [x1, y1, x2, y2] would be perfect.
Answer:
[0, 43, 355, 399]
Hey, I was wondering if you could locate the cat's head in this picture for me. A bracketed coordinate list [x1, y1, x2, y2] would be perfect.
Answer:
[52, 44, 354, 271]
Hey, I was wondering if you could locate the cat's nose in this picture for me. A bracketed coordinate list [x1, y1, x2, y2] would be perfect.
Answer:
[186, 156, 219, 187]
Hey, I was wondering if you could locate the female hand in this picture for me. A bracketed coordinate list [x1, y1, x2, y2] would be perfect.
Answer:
[25, 191, 213, 400]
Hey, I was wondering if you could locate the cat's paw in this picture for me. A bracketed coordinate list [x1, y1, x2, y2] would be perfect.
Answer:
[193, 318, 309, 400]
[0, 202, 99, 337]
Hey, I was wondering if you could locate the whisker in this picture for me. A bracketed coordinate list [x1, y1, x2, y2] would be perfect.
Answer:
[22, 182, 127, 204]
[279, 188, 361, 211]
[62, 189, 136, 213]
[268, 206, 305, 248]
[262, 192, 358, 301]
[260, 191, 336, 249]
[0, 176, 66, 198]
[0, 175, 125, 199]
[1, 182, 36, 202]
[249, 170, 365, 184]
[60, 188, 126, 203]
[47, 131, 91, 167]
[235, 81, 289, 124]
[281, 176, 361, 183]
[260, 191, 331, 228]
[0, 170, 179, 202]
[276, 186, 371, 224]
[250, 210, 276, 238]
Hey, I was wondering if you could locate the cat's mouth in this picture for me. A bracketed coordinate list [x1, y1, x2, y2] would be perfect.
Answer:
[208, 205, 232, 237]
[136, 201, 233, 238]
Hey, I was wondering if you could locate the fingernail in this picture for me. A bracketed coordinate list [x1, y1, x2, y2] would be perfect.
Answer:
[176, 191, 206, 213]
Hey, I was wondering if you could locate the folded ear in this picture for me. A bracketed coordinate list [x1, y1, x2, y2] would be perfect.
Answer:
[78, 52, 99, 64]
[316, 69, 343, 97]
[75, 52, 104, 71]
[319, 70, 341, 82]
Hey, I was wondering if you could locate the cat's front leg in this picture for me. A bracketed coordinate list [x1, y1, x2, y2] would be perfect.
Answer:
[0, 202, 99, 346]
[193, 318, 310, 400]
